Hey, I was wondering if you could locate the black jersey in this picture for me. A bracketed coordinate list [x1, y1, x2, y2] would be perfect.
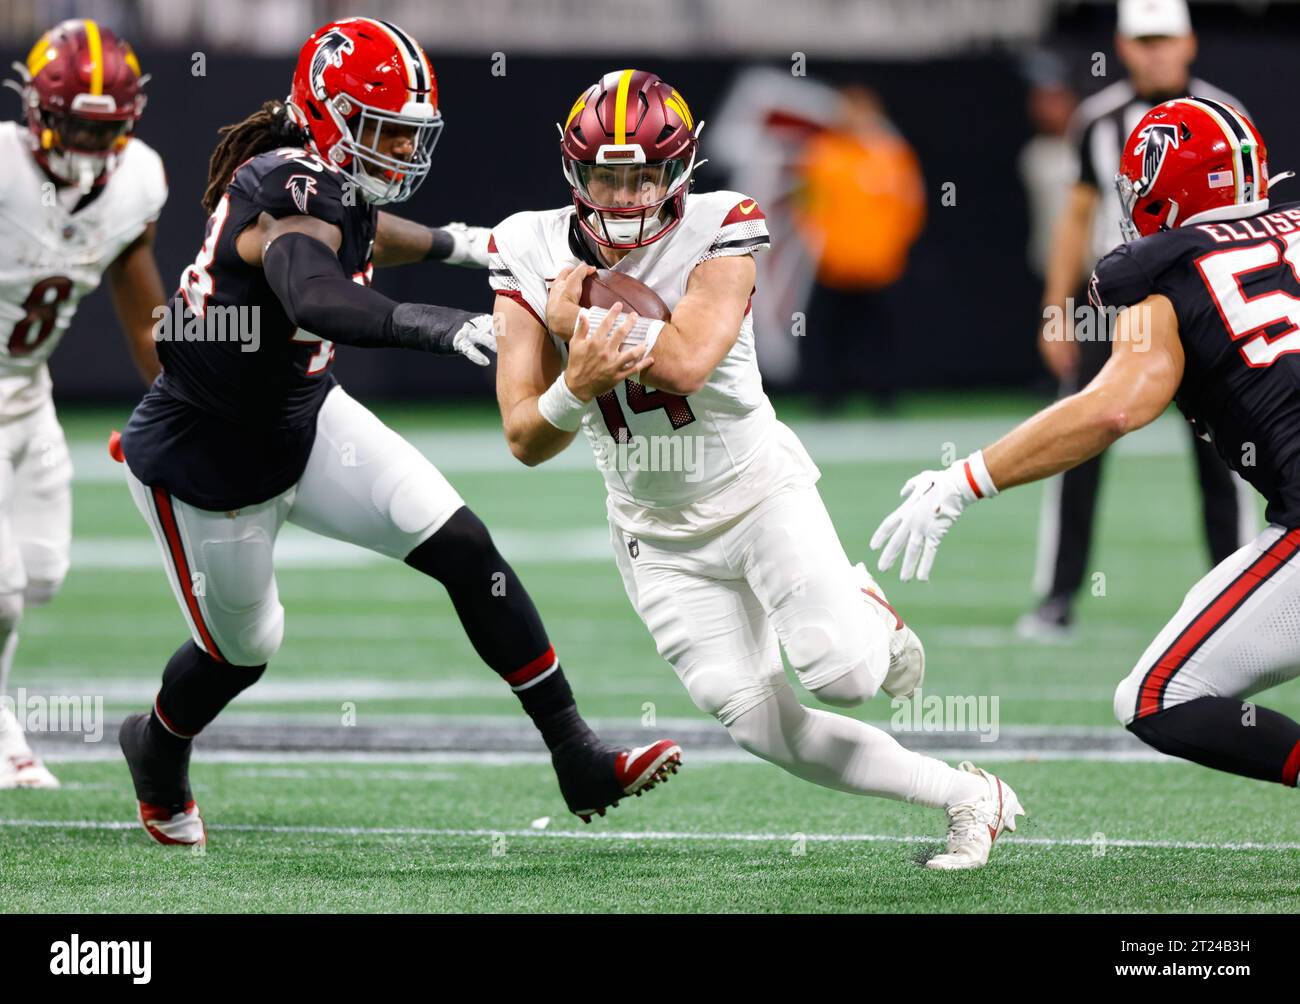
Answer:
[1088, 200, 1300, 526]
[123, 146, 376, 510]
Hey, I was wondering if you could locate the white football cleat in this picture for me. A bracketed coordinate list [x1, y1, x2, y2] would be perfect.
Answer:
[0, 704, 60, 790]
[853, 561, 925, 699]
[926, 761, 1025, 871]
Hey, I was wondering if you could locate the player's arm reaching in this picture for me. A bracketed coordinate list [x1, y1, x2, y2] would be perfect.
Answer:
[236, 212, 497, 364]
[496, 288, 650, 466]
[371, 212, 491, 268]
[105, 222, 166, 384]
[871, 293, 1184, 581]
[544, 255, 755, 395]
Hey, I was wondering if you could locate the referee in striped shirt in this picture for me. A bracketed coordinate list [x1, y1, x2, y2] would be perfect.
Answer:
[1022, 0, 1256, 639]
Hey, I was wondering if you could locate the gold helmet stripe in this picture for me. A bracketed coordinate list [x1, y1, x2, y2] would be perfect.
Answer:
[564, 92, 587, 131]
[665, 89, 693, 130]
[613, 68, 634, 145]
[25, 31, 55, 77]
[83, 19, 104, 95]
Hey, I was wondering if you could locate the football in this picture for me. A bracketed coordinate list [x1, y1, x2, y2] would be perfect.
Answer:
[579, 268, 671, 321]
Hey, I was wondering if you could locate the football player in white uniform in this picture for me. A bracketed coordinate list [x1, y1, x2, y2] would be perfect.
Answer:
[493, 69, 1025, 869]
[0, 20, 168, 788]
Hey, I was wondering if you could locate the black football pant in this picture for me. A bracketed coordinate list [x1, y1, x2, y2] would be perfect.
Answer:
[1035, 333, 1247, 607]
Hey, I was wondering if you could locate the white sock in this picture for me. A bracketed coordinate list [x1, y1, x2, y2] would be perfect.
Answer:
[727, 686, 987, 809]
[0, 627, 16, 699]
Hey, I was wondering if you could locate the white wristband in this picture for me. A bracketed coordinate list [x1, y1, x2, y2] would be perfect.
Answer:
[959, 449, 999, 500]
[537, 373, 588, 432]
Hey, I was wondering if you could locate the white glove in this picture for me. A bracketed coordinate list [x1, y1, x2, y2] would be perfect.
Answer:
[452, 314, 497, 366]
[869, 451, 998, 582]
[440, 222, 491, 268]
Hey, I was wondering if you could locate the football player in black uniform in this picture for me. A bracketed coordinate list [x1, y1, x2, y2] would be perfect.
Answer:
[872, 97, 1300, 791]
[115, 18, 680, 845]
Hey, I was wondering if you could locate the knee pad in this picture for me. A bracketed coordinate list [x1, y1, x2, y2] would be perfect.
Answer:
[221, 603, 284, 668]
[681, 662, 785, 728]
[1113, 673, 1141, 726]
[374, 462, 461, 538]
[810, 662, 878, 707]
[0, 592, 23, 634]
[22, 577, 62, 608]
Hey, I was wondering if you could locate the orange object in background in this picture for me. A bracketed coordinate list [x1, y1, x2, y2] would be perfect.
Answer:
[794, 88, 926, 291]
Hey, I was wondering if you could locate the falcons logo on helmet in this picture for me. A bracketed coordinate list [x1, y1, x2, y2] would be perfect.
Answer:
[285, 174, 318, 214]
[309, 29, 354, 101]
[1133, 123, 1181, 189]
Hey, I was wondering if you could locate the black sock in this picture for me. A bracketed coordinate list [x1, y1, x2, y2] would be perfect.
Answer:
[1128, 695, 1300, 786]
[148, 640, 266, 750]
[405, 506, 593, 751]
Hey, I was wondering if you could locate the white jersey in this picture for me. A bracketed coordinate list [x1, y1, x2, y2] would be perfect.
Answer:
[490, 190, 819, 540]
[0, 122, 167, 419]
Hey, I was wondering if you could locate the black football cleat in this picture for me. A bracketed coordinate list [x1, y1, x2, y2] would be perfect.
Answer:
[118, 713, 206, 846]
[552, 737, 683, 823]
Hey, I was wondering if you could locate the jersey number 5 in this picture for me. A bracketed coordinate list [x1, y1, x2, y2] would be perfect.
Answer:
[1196, 233, 1300, 367]
[596, 380, 696, 442]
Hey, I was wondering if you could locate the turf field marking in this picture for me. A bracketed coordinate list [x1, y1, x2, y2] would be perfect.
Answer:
[66, 412, 1199, 484]
[1, 816, 1296, 853]
[38, 747, 1174, 765]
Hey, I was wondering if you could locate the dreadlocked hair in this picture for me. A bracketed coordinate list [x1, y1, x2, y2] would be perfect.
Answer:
[201, 99, 309, 214]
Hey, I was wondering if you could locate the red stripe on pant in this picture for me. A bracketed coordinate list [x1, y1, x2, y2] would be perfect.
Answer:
[1136, 527, 1300, 719]
[503, 645, 556, 689]
[1283, 739, 1300, 787]
[151, 487, 226, 664]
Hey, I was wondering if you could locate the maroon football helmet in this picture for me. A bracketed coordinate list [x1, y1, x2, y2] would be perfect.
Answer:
[6, 19, 147, 190]
[560, 69, 702, 249]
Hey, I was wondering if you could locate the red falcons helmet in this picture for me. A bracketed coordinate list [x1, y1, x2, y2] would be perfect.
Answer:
[286, 17, 442, 205]
[560, 69, 702, 249]
[5, 19, 147, 191]
[1117, 97, 1281, 241]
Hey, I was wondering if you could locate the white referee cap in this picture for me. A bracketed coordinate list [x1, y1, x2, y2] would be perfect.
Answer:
[1118, 0, 1193, 38]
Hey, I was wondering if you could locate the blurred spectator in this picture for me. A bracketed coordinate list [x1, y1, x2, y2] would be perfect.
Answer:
[794, 86, 925, 411]
[1018, 50, 1080, 281]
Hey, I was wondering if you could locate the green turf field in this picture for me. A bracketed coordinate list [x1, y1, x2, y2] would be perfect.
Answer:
[1, 396, 1297, 913]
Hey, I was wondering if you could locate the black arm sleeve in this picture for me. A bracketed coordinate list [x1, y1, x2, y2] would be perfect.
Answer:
[263, 232, 480, 352]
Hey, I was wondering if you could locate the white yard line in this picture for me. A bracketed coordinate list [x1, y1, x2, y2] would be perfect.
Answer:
[36, 746, 1172, 765]
[0, 815, 1295, 852]
[67, 412, 1200, 485]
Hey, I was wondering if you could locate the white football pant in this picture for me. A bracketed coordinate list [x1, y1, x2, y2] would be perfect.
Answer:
[1115, 523, 1300, 725]
[0, 399, 73, 695]
[612, 484, 987, 809]
[126, 385, 464, 667]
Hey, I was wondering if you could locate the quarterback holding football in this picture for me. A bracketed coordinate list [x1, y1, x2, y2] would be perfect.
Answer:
[0, 19, 169, 788]
[492, 69, 1024, 869]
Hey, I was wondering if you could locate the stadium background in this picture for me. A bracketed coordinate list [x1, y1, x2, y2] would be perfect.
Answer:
[2, 0, 1299, 914]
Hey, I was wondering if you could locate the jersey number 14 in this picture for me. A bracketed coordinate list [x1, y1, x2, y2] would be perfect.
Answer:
[596, 380, 696, 442]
